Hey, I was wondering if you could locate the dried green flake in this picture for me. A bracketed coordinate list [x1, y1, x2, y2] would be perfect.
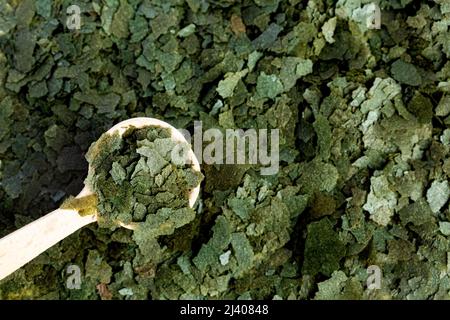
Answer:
[279, 57, 313, 91]
[314, 271, 348, 300]
[35, 0, 52, 19]
[231, 232, 254, 273]
[110, 0, 134, 39]
[252, 23, 283, 50]
[426, 180, 449, 214]
[303, 218, 346, 277]
[391, 59, 422, 87]
[436, 95, 450, 117]
[85, 250, 113, 284]
[217, 69, 248, 99]
[363, 175, 397, 226]
[439, 222, 450, 236]
[313, 114, 332, 161]
[321, 17, 337, 44]
[256, 72, 284, 99]
[177, 24, 196, 38]
[298, 159, 339, 193]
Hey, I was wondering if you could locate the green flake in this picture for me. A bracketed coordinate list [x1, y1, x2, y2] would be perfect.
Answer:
[256, 72, 284, 99]
[439, 222, 450, 236]
[298, 159, 339, 193]
[303, 218, 346, 277]
[279, 57, 313, 91]
[158, 51, 183, 74]
[150, 10, 179, 38]
[29, 81, 48, 98]
[296, 59, 313, 77]
[228, 197, 252, 221]
[436, 95, 450, 117]
[85, 132, 122, 169]
[322, 17, 337, 44]
[219, 251, 231, 266]
[100, 0, 119, 35]
[111, 0, 134, 39]
[133, 203, 147, 221]
[2, 174, 23, 199]
[177, 24, 196, 38]
[362, 115, 432, 161]
[44, 124, 71, 151]
[152, 138, 177, 159]
[363, 175, 397, 226]
[391, 59, 422, 86]
[136, 146, 168, 176]
[129, 15, 149, 43]
[85, 250, 113, 284]
[35, 0, 52, 19]
[313, 114, 332, 161]
[193, 244, 217, 272]
[314, 271, 348, 300]
[0, 2, 16, 36]
[14, 29, 36, 73]
[110, 161, 126, 185]
[360, 78, 401, 114]
[398, 199, 434, 226]
[441, 129, 450, 146]
[218, 110, 235, 128]
[247, 51, 263, 72]
[231, 232, 254, 273]
[407, 92, 433, 124]
[15, 0, 35, 28]
[217, 69, 248, 99]
[277, 187, 308, 218]
[252, 23, 283, 50]
[210, 216, 232, 251]
[426, 180, 449, 214]
[118, 288, 133, 296]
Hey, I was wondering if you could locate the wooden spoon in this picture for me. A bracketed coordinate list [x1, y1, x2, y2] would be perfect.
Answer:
[0, 117, 201, 281]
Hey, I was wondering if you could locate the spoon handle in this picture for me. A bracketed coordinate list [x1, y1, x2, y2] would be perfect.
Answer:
[0, 209, 96, 281]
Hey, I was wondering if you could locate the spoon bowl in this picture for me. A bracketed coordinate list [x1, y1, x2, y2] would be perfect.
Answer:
[103, 117, 201, 208]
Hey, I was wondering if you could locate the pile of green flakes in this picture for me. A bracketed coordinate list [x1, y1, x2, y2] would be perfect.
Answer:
[1, 0, 450, 300]
[80, 126, 202, 230]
